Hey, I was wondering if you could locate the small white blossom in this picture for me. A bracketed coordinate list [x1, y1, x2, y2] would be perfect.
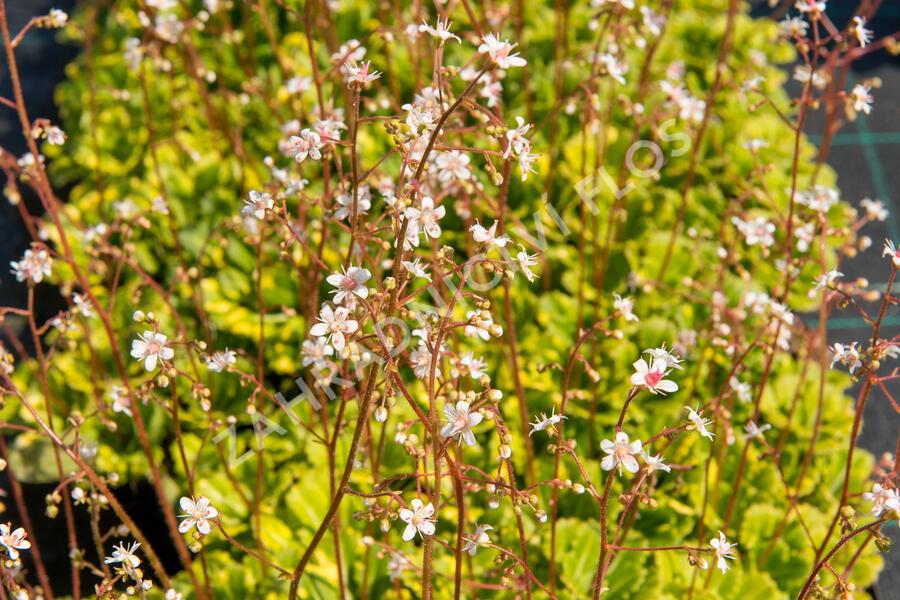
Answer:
[478, 33, 527, 69]
[883, 239, 900, 268]
[440, 401, 483, 446]
[345, 61, 381, 87]
[810, 269, 843, 296]
[849, 84, 873, 115]
[529, 407, 566, 436]
[643, 453, 671, 473]
[309, 305, 358, 352]
[105, 541, 142, 569]
[516, 248, 539, 282]
[462, 524, 492, 555]
[861, 198, 888, 221]
[204, 349, 236, 373]
[178, 496, 218, 535]
[402, 258, 431, 282]
[613, 293, 638, 321]
[744, 420, 772, 440]
[326, 265, 371, 304]
[405, 197, 446, 239]
[0, 524, 30, 560]
[242, 190, 274, 220]
[398, 498, 436, 541]
[709, 531, 736, 573]
[685, 405, 715, 440]
[850, 16, 873, 47]
[130, 331, 175, 371]
[863, 483, 900, 517]
[419, 18, 461, 44]
[10, 248, 53, 284]
[829, 342, 862, 374]
[600, 431, 643, 475]
[470, 220, 511, 249]
[288, 129, 322, 163]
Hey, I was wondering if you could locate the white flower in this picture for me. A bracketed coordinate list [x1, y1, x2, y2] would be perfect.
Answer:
[46, 126, 66, 145]
[326, 265, 371, 304]
[165, 590, 182, 600]
[10, 248, 53, 284]
[644, 345, 683, 370]
[630, 357, 678, 395]
[729, 377, 752, 403]
[0, 344, 14, 376]
[861, 198, 888, 222]
[334, 185, 372, 221]
[793, 65, 828, 90]
[465, 310, 500, 340]
[302, 337, 334, 367]
[0, 524, 30, 560]
[309, 305, 358, 352]
[285, 76, 311, 95]
[709, 531, 736, 573]
[435, 151, 472, 182]
[204, 349, 236, 373]
[345, 61, 381, 87]
[178, 496, 218, 535]
[130, 331, 175, 371]
[109, 386, 132, 417]
[288, 129, 322, 163]
[529, 407, 566, 436]
[46, 8, 68, 27]
[850, 16, 872, 47]
[685, 405, 715, 441]
[811, 269, 843, 296]
[744, 421, 772, 440]
[504, 116, 533, 159]
[462, 524, 492, 555]
[863, 483, 900, 518]
[478, 33, 527, 69]
[440, 401, 483, 446]
[402, 258, 431, 282]
[242, 190, 274, 220]
[419, 18, 460, 44]
[105, 541, 141, 569]
[398, 498, 436, 541]
[409, 343, 439, 379]
[829, 342, 862, 374]
[643, 453, 671, 473]
[72, 292, 94, 318]
[613, 293, 638, 321]
[405, 197, 446, 239]
[883, 240, 900, 268]
[778, 16, 808, 38]
[518, 151, 540, 181]
[678, 95, 706, 123]
[849, 84, 873, 115]
[598, 53, 627, 85]
[600, 431, 643, 475]
[797, 185, 839, 212]
[456, 353, 487, 379]
[732, 216, 775, 247]
[331, 39, 366, 66]
[516, 248, 539, 282]
[470, 220, 511, 248]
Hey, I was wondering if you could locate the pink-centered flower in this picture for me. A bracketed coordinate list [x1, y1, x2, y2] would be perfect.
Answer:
[326, 265, 371, 305]
[131, 331, 175, 371]
[630, 357, 678, 395]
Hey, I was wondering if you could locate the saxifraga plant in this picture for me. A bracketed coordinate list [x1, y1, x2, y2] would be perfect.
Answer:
[0, 0, 897, 598]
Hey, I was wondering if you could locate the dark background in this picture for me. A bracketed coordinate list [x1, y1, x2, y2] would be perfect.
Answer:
[0, 0, 897, 596]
